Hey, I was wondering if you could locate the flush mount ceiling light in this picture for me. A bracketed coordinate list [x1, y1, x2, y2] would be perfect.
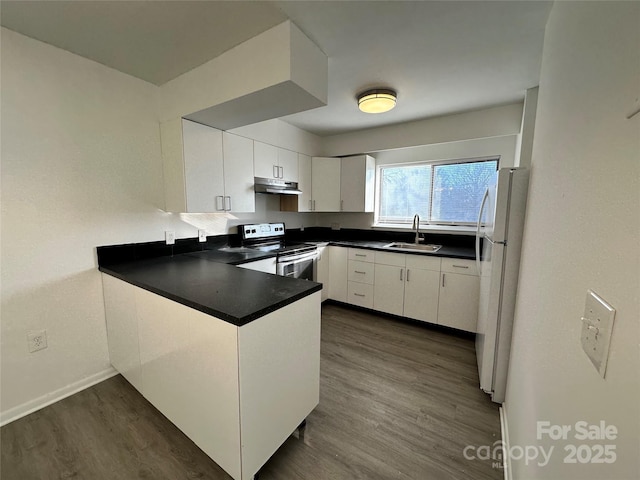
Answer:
[357, 88, 397, 114]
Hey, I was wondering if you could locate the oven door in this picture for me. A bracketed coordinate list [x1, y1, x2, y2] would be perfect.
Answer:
[276, 250, 316, 280]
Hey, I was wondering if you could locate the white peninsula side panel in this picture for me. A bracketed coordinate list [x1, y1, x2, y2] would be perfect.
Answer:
[102, 274, 142, 391]
[102, 274, 322, 480]
[238, 291, 321, 478]
[135, 286, 242, 480]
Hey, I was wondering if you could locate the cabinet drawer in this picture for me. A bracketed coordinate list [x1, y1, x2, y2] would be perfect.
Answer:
[348, 248, 375, 263]
[347, 281, 374, 308]
[374, 251, 405, 267]
[441, 258, 477, 275]
[347, 260, 375, 284]
[405, 254, 441, 272]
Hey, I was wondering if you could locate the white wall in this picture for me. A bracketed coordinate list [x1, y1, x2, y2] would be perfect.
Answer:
[320, 102, 523, 157]
[505, 3, 639, 479]
[0, 28, 203, 423]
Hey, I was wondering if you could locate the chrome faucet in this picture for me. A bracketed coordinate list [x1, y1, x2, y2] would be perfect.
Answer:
[412, 214, 421, 243]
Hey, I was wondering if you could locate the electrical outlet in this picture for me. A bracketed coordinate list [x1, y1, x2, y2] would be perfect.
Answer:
[28, 330, 48, 353]
[165, 230, 175, 245]
[198, 229, 207, 243]
[581, 290, 615, 378]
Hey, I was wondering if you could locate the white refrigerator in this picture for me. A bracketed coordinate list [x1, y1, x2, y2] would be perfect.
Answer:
[475, 167, 529, 404]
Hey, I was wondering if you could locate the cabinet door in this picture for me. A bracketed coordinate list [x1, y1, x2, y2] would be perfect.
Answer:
[297, 154, 312, 212]
[182, 120, 225, 212]
[311, 157, 341, 212]
[223, 132, 255, 212]
[403, 268, 440, 324]
[347, 260, 375, 284]
[347, 282, 374, 308]
[328, 246, 348, 302]
[340, 155, 375, 212]
[438, 272, 480, 332]
[316, 245, 329, 302]
[254, 141, 278, 179]
[373, 263, 405, 316]
[278, 148, 299, 182]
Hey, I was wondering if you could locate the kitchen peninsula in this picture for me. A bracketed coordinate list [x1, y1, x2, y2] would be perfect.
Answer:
[98, 245, 322, 480]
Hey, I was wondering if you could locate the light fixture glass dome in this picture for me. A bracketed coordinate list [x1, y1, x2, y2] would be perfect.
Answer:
[357, 89, 397, 114]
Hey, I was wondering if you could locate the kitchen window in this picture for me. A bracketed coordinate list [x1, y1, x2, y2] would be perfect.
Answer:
[375, 157, 499, 227]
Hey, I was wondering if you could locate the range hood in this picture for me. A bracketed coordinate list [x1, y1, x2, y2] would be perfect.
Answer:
[254, 177, 302, 195]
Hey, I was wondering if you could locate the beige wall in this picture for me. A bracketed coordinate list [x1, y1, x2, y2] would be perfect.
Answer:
[504, 2, 639, 479]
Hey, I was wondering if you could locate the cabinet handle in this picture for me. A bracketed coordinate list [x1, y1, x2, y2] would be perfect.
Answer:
[452, 264, 469, 269]
[225, 196, 231, 211]
[355, 254, 366, 257]
[216, 196, 225, 211]
[313, 200, 316, 210]
[279, 166, 284, 178]
[400, 268, 404, 281]
[354, 270, 366, 274]
[442, 273, 445, 287]
[407, 269, 410, 282]
[273, 165, 278, 178]
[354, 293, 366, 297]
[341, 199, 344, 211]
[309, 199, 313, 211]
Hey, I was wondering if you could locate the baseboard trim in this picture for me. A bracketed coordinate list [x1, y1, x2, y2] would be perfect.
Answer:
[500, 404, 512, 480]
[0, 367, 118, 427]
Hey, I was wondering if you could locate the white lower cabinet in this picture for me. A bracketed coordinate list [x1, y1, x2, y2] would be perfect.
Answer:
[403, 255, 441, 324]
[316, 245, 329, 302]
[373, 262, 405, 316]
[437, 258, 479, 332]
[328, 246, 348, 302]
[347, 281, 374, 308]
[328, 246, 479, 333]
[373, 251, 440, 323]
[346, 249, 375, 308]
[102, 274, 320, 480]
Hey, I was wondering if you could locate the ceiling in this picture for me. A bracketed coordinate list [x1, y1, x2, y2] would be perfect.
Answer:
[0, 1, 552, 137]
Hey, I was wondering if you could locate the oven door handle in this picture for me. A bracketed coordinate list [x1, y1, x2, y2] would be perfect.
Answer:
[277, 251, 317, 263]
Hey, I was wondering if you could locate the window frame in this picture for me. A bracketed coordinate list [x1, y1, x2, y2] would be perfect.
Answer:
[374, 155, 500, 230]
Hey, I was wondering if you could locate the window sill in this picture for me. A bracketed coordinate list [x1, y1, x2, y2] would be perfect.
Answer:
[371, 223, 477, 236]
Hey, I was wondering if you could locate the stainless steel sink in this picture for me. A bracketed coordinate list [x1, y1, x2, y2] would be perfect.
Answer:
[383, 242, 442, 253]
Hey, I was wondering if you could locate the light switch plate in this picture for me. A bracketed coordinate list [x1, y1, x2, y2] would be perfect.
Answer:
[198, 230, 207, 243]
[581, 290, 615, 378]
[165, 230, 175, 245]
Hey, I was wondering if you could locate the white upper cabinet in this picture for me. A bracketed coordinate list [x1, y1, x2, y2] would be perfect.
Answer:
[340, 155, 375, 212]
[253, 141, 279, 179]
[222, 132, 255, 213]
[297, 153, 313, 212]
[278, 148, 299, 182]
[254, 141, 298, 182]
[161, 118, 254, 213]
[311, 157, 341, 212]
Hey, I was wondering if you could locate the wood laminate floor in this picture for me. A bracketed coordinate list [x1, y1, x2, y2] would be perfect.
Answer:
[1, 303, 502, 480]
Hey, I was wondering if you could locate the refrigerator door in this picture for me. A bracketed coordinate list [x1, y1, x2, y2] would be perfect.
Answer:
[476, 239, 506, 394]
[490, 169, 529, 403]
[475, 167, 529, 403]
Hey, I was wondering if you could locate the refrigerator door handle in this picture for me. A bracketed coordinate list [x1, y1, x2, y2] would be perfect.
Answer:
[476, 188, 490, 275]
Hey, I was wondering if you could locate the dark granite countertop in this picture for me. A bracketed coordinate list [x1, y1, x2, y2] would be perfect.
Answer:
[97, 227, 475, 327]
[100, 255, 321, 327]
